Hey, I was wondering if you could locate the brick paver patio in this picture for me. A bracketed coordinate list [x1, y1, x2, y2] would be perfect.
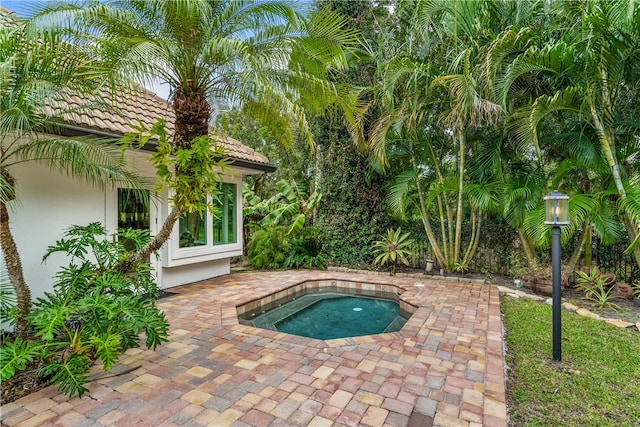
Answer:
[1, 270, 507, 427]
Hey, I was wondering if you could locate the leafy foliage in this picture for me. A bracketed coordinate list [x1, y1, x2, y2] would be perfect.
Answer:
[0, 223, 169, 399]
[0, 271, 17, 328]
[372, 228, 414, 275]
[246, 226, 289, 269]
[252, 179, 322, 236]
[285, 227, 326, 269]
[575, 267, 621, 311]
[121, 120, 231, 217]
[244, 179, 327, 270]
[1, 10, 150, 338]
[314, 121, 392, 267]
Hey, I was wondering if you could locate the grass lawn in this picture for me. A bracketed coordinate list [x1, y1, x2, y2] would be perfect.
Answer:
[502, 297, 640, 426]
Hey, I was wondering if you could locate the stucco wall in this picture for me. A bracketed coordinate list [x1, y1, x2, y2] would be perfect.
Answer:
[3, 147, 248, 304]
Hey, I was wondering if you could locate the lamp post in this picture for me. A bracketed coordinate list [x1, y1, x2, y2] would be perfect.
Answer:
[544, 190, 570, 361]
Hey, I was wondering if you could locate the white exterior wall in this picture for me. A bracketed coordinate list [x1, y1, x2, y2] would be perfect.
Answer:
[8, 161, 107, 301]
[4, 147, 251, 302]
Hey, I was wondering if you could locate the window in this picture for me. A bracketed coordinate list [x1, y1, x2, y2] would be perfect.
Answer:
[118, 189, 150, 251]
[213, 183, 237, 245]
[179, 207, 207, 248]
[176, 183, 237, 249]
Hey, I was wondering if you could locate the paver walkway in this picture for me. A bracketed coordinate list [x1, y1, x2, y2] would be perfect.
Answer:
[1, 271, 506, 427]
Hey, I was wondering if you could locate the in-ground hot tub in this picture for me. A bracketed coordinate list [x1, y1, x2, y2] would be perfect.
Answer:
[236, 279, 417, 340]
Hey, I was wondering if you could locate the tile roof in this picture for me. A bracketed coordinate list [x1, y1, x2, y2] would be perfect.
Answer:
[50, 87, 271, 166]
[1, 6, 270, 168]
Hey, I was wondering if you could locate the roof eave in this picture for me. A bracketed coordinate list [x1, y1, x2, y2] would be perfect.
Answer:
[57, 123, 277, 174]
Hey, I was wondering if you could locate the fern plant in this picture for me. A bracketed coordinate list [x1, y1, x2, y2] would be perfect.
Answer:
[0, 223, 169, 398]
[246, 226, 289, 269]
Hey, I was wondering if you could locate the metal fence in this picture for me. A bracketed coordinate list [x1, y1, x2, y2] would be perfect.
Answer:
[406, 224, 638, 284]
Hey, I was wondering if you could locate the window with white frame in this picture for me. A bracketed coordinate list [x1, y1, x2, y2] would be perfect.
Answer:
[213, 183, 237, 245]
[177, 183, 237, 249]
[118, 188, 150, 250]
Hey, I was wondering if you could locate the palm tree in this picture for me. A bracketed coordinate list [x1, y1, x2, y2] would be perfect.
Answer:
[0, 10, 147, 337]
[33, 0, 360, 269]
[365, 0, 503, 272]
[495, 0, 640, 267]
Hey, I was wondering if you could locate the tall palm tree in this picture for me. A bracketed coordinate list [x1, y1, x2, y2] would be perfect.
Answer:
[366, 0, 503, 272]
[34, 0, 360, 269]
[496, 0, 640, 267]
[0, 9, 147, 337]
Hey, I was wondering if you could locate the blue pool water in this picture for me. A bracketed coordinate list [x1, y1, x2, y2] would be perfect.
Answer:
[249, 292, 408, 340]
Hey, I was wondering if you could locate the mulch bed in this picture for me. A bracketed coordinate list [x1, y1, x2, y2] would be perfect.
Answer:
[0, 360, 49, 405]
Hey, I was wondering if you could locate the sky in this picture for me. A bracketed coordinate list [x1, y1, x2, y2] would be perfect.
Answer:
[2, 0, 171, 99]
[2, 0, 50, 17]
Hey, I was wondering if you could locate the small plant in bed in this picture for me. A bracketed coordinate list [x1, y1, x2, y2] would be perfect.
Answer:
[372, 228, 414, 276]
[0, 223, 169, 401]
[575, 266, 621, 311]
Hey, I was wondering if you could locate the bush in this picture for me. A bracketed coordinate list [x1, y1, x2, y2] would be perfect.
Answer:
[246, 226, 289, 269]
[285, 227, 326, 269]
[0, 223, 169, 398]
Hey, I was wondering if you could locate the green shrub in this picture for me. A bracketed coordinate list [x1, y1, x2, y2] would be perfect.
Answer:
[575, 266, 621, 311]
[0, 223, 169, 398]
[247, 226, 289, 269]
[285, 227, 326, 269]
[372, 228, 414, 275]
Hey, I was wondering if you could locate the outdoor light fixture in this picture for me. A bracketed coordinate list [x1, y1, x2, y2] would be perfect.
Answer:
[544, 190, 570, 361]
[544, 190, 570, 225]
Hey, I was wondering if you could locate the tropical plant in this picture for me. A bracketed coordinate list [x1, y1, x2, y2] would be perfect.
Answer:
[32, 0, 361, 271]
[0, 271, 16, 329]
[256, 179, 322, 236]
[575, 266, 621, 311]
[365, 0, 504, 272]
[246, 226, 289, 269]
[0, 11, 148, 337]
[372, 228, 414, 276]
[0, 223, 169, 398]
[285, 226, 326, 269]
[494, 0, 640, 268]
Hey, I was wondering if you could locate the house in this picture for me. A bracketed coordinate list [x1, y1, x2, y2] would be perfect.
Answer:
[6, 83, 274, 300]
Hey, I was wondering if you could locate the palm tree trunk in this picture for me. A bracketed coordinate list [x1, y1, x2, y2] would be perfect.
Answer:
[589, 104, 625, 197]
[446, 203, 454, 264]
[462, 209, 482, 266]
[518, 228, 538, 268]
[117, 83, 211, 275]
[567, 223, 590, 270]
[453, 131, 465, 264]
[172, 85, 211, 149]
[584, 224, 592, 266]
[411, 153, 446, 267]
[115, 205, 182, 272]
[437, 195, 449, 262]
[589, 103, 640, 267]
[0, 201, 31, 338]
[426, 142, 450, 264]
[622, 214, 640, 268]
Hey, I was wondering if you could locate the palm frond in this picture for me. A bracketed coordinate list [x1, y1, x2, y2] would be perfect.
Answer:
[387, 169, 418, 219]
[465, 181, 503, 213]
[10, 137, 152, 190]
